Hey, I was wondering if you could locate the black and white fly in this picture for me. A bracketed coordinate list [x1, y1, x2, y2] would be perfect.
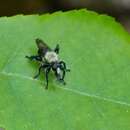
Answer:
[26, 38, 70, 89]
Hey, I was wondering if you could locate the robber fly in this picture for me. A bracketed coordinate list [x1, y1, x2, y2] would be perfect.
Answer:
[26, 38, 70, 89]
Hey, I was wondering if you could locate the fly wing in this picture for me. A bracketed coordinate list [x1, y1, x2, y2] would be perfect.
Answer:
[35, 38, 51, 57]
[36, 38, 51, 50]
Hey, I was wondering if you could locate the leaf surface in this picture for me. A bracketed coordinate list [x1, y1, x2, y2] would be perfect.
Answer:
[0, 9, 130, 130]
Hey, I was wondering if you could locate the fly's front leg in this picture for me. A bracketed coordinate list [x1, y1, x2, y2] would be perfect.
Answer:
[25, 55, 42, 62]
[60, 69, 66, 85]
[61, 69, 65, 80]
[59, 61, 70, 72]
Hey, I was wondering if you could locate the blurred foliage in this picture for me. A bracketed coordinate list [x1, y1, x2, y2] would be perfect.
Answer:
[0, 0, 130, 16]
[0, 0, 130, 32]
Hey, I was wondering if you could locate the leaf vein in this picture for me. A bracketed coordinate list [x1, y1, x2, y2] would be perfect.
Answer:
[0, 71, 130, 107]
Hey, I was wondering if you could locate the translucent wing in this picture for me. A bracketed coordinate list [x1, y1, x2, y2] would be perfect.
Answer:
[35, 38, 51, 56]
[36, 38, 51, 50]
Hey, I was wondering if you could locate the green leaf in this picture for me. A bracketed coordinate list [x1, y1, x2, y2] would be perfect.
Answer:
[0, 9, 130, 130]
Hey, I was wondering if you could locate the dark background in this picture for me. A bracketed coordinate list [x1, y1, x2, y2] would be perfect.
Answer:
[0, 0, 130, 32]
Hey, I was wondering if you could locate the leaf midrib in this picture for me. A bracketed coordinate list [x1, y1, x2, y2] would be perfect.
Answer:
[0, 71, 130, 107]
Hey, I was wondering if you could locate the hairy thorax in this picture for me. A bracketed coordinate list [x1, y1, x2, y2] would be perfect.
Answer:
[45, 51, 58, 63]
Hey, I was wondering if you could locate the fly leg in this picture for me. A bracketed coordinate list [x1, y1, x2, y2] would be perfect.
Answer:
[44, 67, 51, 89]
[61, 68, 65, 81]
[34, 63, 51, 89]
[59, 61, 70, 72]
[34, 65, 43, 79]
[25, 55, 42, 62]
